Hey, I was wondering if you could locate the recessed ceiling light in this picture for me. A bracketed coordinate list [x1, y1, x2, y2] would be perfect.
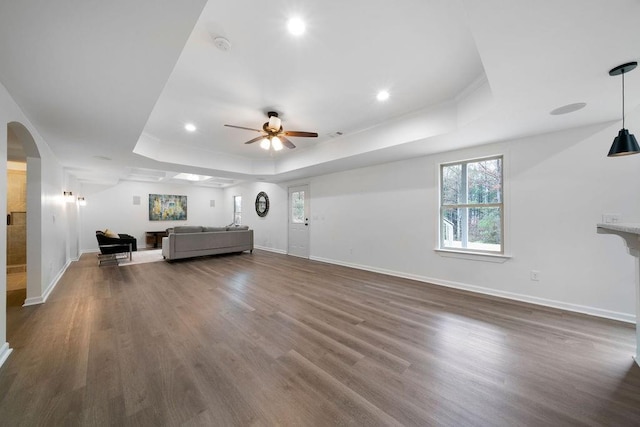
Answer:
[550, 102, 587, 115]
[185, 123, 197, 132]
[377, 90, 390, 102]
[287, 17, 306, 36]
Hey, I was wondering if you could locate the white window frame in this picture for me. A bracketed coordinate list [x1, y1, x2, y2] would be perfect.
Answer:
[233, 195, 242, 225]
[439, 155, 504, 256]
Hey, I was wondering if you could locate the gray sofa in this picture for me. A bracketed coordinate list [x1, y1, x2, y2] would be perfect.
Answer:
[161, 225, 253, 261]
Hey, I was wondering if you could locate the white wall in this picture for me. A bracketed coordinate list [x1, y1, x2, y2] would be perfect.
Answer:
[37, 154, 68, 300]
[0, 81, 71, 366]
[223, 114, 640, 322]
[223, 181, 288, 253]
[0, 93, 7, 363]
[79, 180, 227, 252]
[64, 173, 81, 261]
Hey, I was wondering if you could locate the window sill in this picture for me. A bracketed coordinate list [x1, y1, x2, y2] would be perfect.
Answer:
[434, 248, 511, 263]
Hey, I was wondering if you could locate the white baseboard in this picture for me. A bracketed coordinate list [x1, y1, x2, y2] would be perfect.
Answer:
[309, 255, 635, 324]
[254, 245, 287, 255]
[0, 342, 13, 369]
[23, 259, 72, 307]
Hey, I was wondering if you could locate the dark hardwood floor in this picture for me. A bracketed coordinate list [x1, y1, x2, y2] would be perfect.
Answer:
[2, 250, 640, 426]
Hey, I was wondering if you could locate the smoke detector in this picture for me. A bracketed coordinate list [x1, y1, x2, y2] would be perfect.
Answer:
[212, 36, 231, 52]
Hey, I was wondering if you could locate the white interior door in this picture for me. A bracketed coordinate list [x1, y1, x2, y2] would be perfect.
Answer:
[288, 185, 310, 258]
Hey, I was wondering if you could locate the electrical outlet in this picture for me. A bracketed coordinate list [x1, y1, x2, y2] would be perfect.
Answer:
[602, 214, 622, 224]
[530, 270, 540, 281]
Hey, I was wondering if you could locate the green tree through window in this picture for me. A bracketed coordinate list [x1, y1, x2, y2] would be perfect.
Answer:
[440, 156, 503, 253]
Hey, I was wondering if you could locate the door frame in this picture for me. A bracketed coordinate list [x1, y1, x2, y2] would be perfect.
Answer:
[287, 184, 310, 258]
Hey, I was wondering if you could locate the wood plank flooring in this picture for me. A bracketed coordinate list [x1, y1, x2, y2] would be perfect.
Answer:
[2, 250, 640, 426]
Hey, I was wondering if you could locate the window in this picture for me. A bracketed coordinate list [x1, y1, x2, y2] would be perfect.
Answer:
[233, 195, 242, 225]
[440, 156, 503, 254]
[291, 190, 305, 223]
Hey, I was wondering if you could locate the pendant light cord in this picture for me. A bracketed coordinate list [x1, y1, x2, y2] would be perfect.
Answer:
[622, 70, 626, 129]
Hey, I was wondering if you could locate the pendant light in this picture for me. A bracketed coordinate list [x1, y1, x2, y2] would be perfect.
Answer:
[608, 62, 639, 157]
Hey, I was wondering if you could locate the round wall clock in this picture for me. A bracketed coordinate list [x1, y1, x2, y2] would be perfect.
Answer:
[255, 191, 269, 217]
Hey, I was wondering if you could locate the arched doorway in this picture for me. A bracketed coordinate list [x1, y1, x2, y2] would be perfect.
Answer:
[6, 122, 41, 307]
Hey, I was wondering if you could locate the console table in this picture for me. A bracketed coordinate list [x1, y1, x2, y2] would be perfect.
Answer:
[597, 223, 640, 366]
[146, 231, 168, 249]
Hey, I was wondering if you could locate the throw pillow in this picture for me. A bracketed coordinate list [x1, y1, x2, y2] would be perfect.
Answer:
[104, 229, 119, 238]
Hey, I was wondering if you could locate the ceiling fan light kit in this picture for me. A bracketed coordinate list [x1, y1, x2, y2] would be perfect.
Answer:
[272, 136, 283, 151]
[225, 111, 318, 151]
[607, 61, 640, 157]
[267, 115, 281, 132]
[259, 136, 283, 151]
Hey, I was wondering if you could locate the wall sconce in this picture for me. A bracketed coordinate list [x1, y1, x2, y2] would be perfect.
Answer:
[77, 197, 87, 206]
[63, 191, 74, 203]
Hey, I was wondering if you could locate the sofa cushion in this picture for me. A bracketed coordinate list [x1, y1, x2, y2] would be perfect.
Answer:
[226, 225, 249, 231]
[172, 226, 204, 234]
[173, 230, 251, 252]
[163, 228, 253, 260]
[203, 226, 227, 232]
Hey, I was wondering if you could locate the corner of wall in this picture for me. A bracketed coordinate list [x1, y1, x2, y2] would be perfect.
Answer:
[0, 342, 13, 369]
[23, 258, 72, 307]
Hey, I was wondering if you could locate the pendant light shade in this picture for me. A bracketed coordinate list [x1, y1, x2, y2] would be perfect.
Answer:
[608, 129, 640, 156]
[607, 62, 639, 157]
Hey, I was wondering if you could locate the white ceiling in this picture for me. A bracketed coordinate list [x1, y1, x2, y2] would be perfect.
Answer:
[1, 0, 640, 187]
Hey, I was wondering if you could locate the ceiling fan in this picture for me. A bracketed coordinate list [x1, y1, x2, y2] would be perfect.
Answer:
[225, 111, 318, 150]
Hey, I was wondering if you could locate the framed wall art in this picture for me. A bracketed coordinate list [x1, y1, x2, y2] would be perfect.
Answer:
[149, 194, 187, 221]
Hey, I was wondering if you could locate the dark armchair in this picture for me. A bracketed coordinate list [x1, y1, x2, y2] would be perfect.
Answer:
[95, 230, 137, 254]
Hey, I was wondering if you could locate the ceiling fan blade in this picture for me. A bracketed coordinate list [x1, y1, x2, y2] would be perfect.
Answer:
[284, 130, 318, 138]
[244, 135, 266, 145]
[225, 124, 262, 133]
[280, 136, 296, 149]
